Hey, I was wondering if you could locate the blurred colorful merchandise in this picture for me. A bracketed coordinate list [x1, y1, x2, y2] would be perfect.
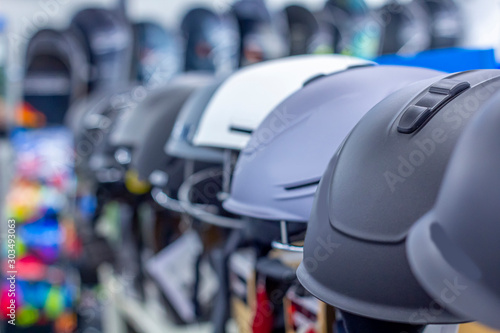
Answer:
[0, 279, 77, 328]
[0, 15, 6, 136]
[10, 128, 75, 189]
[3, 128, 80, 330]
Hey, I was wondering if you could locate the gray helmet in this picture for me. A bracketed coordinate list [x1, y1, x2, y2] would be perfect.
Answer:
[224, 65, 443, 224]
[129, 73, 214, 190]
[23, 28, 88, 125]
[284, 5, 320, 55]
[297, 69, 500, 326]
[417, 0, 463, 49]
[65, 86, 137, 174]
[407, 90, 500, 330]
[165, 76, 228, 163]
[70, 8, 133, 92]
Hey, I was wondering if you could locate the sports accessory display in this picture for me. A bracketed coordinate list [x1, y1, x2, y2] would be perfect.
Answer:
[297, 69, 500, 331]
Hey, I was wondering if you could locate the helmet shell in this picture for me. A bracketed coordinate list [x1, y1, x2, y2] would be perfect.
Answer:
[231, 0, 289, 65]
[224, 65, 444, 222]
[297, 69, 500, 324]
[132, 22, 183, 86]
[181, 8, 239, 74]
[408, 90, 500, 330]
[418, 0, 463, 49]
[193, 54, 372, 151]
[129, 74, 213, 188]
[166, 76, 227, 163]
[70, 8, 133, 92]
[23, 28, 88, 124]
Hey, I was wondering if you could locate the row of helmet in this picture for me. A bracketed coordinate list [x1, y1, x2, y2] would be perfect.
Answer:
[20, 0, 466, 125]
[66, 52, 500, 332]
[17, 0, 497, 332]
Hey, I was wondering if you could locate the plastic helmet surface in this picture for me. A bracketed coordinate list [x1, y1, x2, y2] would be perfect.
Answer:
[224, 65, 444, 222]
[297, 69, 500, 324]
[407, 89, 500, 330]
[165, 76, 227, 163]
[193, 54, 372, 151]
[129, 73, 214, 190]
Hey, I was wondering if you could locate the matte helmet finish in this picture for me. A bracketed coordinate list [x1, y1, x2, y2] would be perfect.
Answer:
[297, 69, 500, 324]
[193, 54, 373, 151]
[129, 74, 214, 188]
[407, 90, 500, 330]
[23, 28, 88, 124]
[165, 77, 227, 163]
[223, 65, 444, 222]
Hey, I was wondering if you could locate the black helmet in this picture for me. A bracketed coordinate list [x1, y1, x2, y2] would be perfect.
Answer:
[283, 5, 320, 55]
[22, 28, 88, 125]
[70, 8, 133, 92]
[407, 90, 500, 330]
[417, 0, 463, 49]
[377, 0, 431, 55]
[231, 0, 289, 66]
[297, 69, 500, 329]
[320, 0, 383, 58]
[65, 85, 137, 175]
[181, 8, 239, 74]
[129, 73, 214, 193]
[131, 22, 182, 87]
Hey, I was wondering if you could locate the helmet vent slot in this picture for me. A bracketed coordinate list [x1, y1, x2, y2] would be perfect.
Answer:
[229, 126, 253, 134]
[284, 179, 320, 191]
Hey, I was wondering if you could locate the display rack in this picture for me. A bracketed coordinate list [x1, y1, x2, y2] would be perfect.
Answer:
[98, 264, 237, 333]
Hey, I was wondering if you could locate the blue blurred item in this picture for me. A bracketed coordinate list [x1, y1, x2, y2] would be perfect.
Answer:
[374, 48, 498, 73]
[20, 215, 62, 263]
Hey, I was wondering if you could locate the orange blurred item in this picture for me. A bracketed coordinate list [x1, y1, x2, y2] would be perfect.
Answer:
[460, 323, 500, 333]
[15, 102, 46, 128]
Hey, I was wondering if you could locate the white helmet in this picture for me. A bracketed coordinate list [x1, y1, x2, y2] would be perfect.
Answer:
[192, 54, 372, 150]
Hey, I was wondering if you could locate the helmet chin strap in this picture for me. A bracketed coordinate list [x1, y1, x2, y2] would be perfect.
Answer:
[339, 310, 426, 333]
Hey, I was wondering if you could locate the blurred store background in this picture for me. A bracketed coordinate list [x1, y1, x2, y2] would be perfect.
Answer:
[0, 1, 500, 333]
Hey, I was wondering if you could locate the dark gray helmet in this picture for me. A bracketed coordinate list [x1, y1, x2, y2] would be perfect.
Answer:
[70, 8, 133, 92]
[181, 8, 239, 74]
[231, 0, 289, 66]
[417, 0, 463, 49]
[129, 73, 214, 190]
[23, 28, 88, 124]
[65, 85, 137, 175]
[132, 21, 183, 87]
[297, 69, 500, 326]
[407, 90, 500, 330]
[377, 0, 431, 55]
[283, 5, 320, 55]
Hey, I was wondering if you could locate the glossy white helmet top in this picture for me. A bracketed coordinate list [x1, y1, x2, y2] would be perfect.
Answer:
[192, 54, 372, 150]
